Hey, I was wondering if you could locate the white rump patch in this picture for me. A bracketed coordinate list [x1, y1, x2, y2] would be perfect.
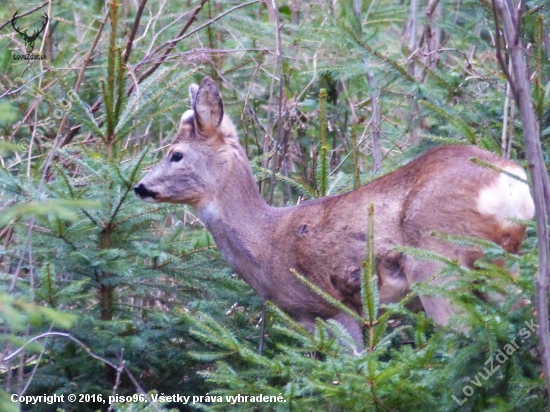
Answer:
[477, 166, 535, 225]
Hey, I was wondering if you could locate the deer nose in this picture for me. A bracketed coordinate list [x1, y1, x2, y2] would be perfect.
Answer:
[134, 183, 157, 199]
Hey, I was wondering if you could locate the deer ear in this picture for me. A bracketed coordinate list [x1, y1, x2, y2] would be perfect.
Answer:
[193, 78, 224, 134]
[189, 83, 199, 106]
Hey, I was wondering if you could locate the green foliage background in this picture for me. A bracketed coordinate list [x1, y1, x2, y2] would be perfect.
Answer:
[0, 0, 549, 411]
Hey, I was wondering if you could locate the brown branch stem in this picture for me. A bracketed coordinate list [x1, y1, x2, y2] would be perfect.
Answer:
[494, 0, 550, 399]
[123, 0, 149, 63]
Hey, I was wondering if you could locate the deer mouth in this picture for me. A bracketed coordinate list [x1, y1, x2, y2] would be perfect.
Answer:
[134, 183, 158, 202]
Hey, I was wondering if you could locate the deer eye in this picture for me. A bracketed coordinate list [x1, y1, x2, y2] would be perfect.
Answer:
[170, 152, 183, 162]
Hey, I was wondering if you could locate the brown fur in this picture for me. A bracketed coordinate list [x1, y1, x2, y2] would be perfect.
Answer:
[135, 78, 534, 342]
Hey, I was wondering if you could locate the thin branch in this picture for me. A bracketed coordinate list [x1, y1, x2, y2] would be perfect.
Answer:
[61, 9, 110, 146]
[268, 0, 285, 205]
[122, 364, 163, 412]
[258, 303, 267, 355]
[491, 0, 517, 101]
[240, 50, 266, 156]
[366, 70, 382, 173]
[63, 0, 210, 145]
[501, 57, 511, 158]
[0, 1, 49, 31]
[407, 0, 418, 78]
[107, 350, 125, 412]
[123, 0, 149, 63]
[20, 324, 53, 396]
[140, 0, 259, 71]
[134, 0, 209, 86]
[493, 0, 550, 399]
[2, 332, 118, 369]
[3, 333, 162, 412]
[422, 0, 441, 72]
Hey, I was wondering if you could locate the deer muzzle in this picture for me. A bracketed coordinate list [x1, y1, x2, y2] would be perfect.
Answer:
[134, 183, 157, 200]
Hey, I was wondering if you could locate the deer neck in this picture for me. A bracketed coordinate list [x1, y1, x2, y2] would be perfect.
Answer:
[196, 159, 274, 291]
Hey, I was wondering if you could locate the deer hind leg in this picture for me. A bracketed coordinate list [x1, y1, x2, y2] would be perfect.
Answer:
[298, 318, 317, 336]
[402, 257, 458, 325]
[401, 219, 483, 325]
[332, 311, 364, 346]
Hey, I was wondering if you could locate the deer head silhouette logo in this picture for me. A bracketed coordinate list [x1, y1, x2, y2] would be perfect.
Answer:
[11, 11, 49, 54]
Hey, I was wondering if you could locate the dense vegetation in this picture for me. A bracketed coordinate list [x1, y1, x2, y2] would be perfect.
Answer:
[1, 0, 549, 411]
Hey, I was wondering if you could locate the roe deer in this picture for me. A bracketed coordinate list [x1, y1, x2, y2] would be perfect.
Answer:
[135, 78, 535, 342]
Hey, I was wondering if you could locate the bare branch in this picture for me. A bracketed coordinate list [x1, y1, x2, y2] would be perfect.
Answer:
[0, 1, 48, 31]
[267, 0, 286, 205]
[491, 0, 517, 101]
[366, 71, 381, 172]
[123, 0, 149, 63]
[2, 332, 118, 369]
[493, 0, 550, 398]
[134, 0, 209, 87]
[135, 0, 260, 89]
[407, 0, 418, 78]
[61, 10, 110, 146]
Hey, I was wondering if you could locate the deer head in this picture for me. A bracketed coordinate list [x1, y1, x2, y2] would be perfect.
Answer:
[134, 78, 248, 209]
[11, 11, 49, 54]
